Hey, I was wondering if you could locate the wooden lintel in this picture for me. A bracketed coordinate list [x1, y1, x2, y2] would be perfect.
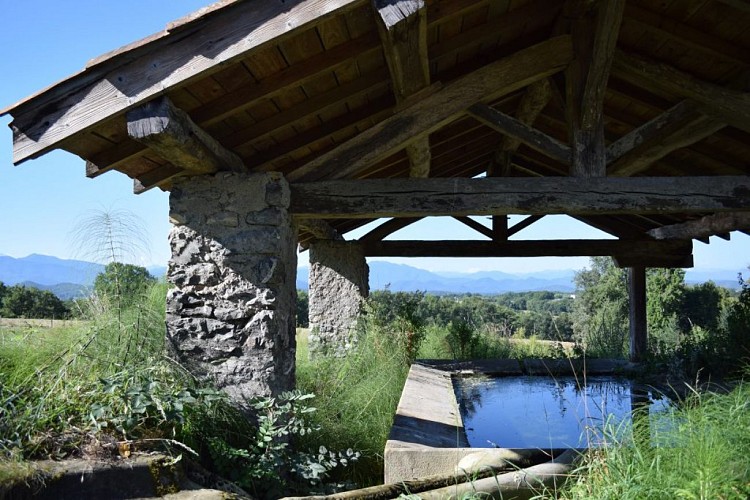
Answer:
[566, 0, 625, 178]
[647, 212, 750, 240]
[468, 103, 571, 164]
[361, 239, 692, 259]
[359, 217, 423, 243]
[290, 176, 750, 218]
[612, 50, 750, 133]
[452, 216, 494, 239]
[127, 96, 246, 176]
[606, 100, 724, 176]
[290, 36, 574, 181]
[8, 0, 364, 164]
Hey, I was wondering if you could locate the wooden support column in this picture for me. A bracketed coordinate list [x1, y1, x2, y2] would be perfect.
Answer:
[565, 0, 625, 177]
[628, 266, 648, 362]
[372, 0, 432, 177]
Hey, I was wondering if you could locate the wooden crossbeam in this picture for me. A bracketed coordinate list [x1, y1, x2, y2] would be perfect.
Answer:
[359, 217, 422, 242]
[467, 104, 571, 164]
[8, 0, 365, 165]
[647, 212, 750, 240]
[508, 215, 545, 237]
[606, 100, 725, 176]
[372, 0, 432, 178]
[565, 0, 626, 177]
[289, 36, 574, 181]
[452, 216, 494, 239]
[612, 50, 750, 133]
[289, 176, 750, 218]
[361, 239, 692, 259]
[127, 96, 246, 176]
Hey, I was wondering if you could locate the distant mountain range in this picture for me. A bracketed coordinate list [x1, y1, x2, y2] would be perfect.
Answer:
[0, 254, 745, 300]
[0, 254, 167, 300]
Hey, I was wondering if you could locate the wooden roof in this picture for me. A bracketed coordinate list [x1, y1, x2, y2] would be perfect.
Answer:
[3, 0, 750, 258]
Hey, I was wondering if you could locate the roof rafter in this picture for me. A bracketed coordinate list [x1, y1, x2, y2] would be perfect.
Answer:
[7, 0, 368, 165]
[286, 35, 574, 181]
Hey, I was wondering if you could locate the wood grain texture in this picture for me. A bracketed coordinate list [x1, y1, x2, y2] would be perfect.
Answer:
[290, 176, 750, 218]
[9, 0, 366, 164]
[127, 96, 246, 174]
[648, 212, 750, 240]
[467, 103, 571, 164]
[612, 50, 750, 133]
[290, 36, 574, 181]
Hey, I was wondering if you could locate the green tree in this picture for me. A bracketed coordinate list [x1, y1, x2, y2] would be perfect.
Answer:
[0, 285, 69, 319]
[296, 290, 309, 328]
[681, 281, 725, 332]
[572, 257, 629, 357]
[94, 262, 157, 307]
[0, 281, 7, 310]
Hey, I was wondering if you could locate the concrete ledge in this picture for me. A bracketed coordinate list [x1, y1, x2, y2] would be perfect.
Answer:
[385, 358, 643, 483]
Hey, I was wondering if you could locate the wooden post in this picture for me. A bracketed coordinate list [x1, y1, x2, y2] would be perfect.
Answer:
[628, 266, 647, 362]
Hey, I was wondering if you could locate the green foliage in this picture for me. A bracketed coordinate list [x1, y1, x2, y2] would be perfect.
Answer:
[646, 268, 685, 334]
[561, 381, 750, 499]
[368, 290, 427, 362]
[0, 284, 70, 319]
[93, 262, 157, 309]
[725, 273, 750, 367]
[296, 290, 309, 328]
[206, 391, 360, 498]
[573, 257, 629, 357]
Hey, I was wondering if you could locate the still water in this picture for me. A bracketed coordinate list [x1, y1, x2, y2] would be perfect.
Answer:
[455, 375, 672, 448]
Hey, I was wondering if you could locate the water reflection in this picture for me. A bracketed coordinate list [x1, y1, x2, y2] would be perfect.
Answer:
[454, 375, 673, 448]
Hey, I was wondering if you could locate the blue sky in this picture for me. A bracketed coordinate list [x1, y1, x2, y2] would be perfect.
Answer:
[1, 2, 748, 275]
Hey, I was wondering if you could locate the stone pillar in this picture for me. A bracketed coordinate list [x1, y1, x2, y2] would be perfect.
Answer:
[166, 172, 297, 415]
[308, 241, 369, 357]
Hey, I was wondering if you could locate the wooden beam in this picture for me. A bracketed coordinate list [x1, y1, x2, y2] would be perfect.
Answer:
[452, 216, 494, 239]
[290, 176, 750, 218]
[628, 266, 647, 362]
[7, 0, 366, 165]
[606, 101, 725, 176]
[361, 239, 692, 259]
[566, 0, 626, 177]
[289, 35, 574, 181]
[612, 50, 750, 133]
[298, 219, 344, 241]
[508, 215, 545, 237]
[647, 212, 750, 240]
[127, 96, 246, 174]
[133, 164, 183, 194]
[359, 217, 422, 242]
[372, 0, 432, 178]
[467, 104, 571, 164]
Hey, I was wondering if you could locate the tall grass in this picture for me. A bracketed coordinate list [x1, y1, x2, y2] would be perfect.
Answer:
[560, 380, 750, 499]
[296, 324, 410, 486]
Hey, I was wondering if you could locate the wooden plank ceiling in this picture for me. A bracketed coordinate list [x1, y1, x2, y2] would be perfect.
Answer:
[3, 0, 750, 260]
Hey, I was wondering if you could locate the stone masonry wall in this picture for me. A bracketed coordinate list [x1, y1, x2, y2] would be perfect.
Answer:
[308, 241, 369, 357]
[167, 172, 297, 414]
